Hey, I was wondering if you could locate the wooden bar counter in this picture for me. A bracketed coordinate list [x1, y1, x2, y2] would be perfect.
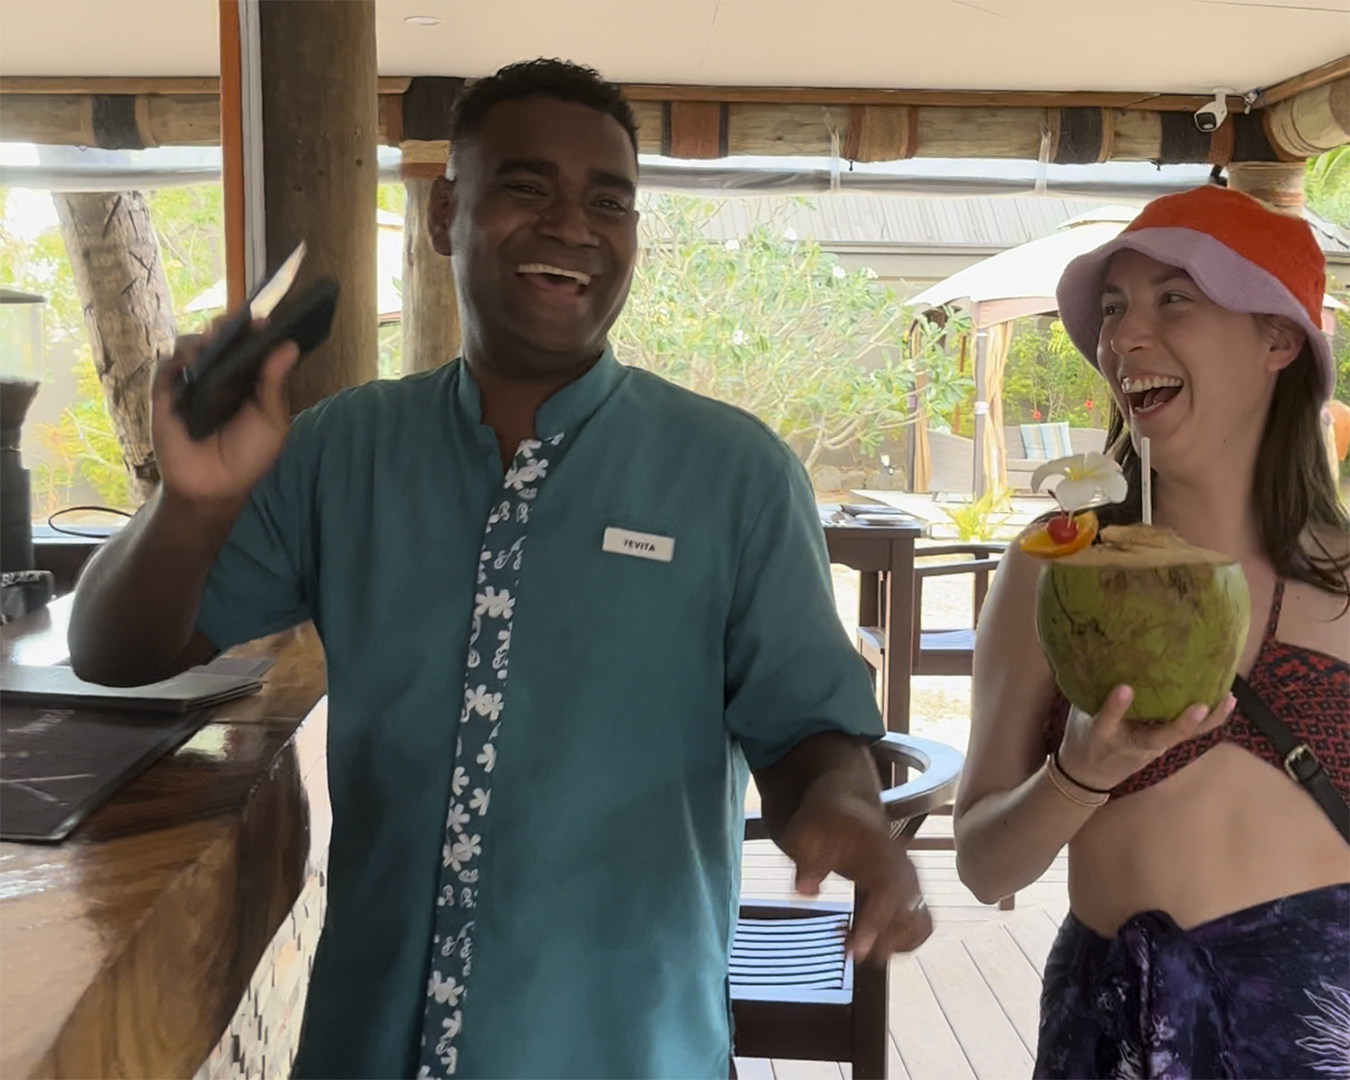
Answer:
[0, 597, 330, 1079]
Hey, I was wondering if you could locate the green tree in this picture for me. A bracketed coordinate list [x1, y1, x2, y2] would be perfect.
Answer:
[378, 322, 402, 379]
[611, 195, 971, 476]
[145, 185, 225, 323]
[30, 345, 135, 514]
[378, 182, 407, 219]
[1306, 147, 1350, 230]
[0, 189, 84, 349]
[1000, 318, 1110, 430]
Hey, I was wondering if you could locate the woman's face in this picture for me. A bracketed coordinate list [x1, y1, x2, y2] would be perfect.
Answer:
[1097, 249, 1302, 473]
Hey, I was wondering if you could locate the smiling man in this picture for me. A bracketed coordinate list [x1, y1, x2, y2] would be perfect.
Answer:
[67, 60, 930, 1079]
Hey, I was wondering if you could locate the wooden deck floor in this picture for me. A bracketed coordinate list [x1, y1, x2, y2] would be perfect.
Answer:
[736, 816, 1068, 1080]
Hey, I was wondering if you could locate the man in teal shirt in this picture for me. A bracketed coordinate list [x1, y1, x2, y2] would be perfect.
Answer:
[69, 60, 931, 1078]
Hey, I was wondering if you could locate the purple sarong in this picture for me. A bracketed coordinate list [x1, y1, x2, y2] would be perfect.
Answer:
[1035, 883, 1350, 1079]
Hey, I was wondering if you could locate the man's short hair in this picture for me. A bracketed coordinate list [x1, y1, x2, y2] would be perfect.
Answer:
[449, 59, 639, 164]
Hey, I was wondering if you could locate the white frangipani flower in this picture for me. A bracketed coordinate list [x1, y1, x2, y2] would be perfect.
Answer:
[1031, 451, 1128, 514]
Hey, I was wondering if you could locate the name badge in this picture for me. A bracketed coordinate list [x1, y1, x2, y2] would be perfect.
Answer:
[603, 527, 675, 563]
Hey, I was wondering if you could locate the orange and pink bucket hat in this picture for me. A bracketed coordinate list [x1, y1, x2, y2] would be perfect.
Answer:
[1056, 185, 1333, 401]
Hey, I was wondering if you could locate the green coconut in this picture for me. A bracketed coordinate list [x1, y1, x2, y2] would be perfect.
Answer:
[1035, 524, 1250, 723]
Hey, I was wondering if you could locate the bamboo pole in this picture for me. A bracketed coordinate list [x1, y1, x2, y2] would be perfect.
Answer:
[4, 75, 1346, 163]
[1264, 76, 1350, 159]
[0, 75, 1246, 112]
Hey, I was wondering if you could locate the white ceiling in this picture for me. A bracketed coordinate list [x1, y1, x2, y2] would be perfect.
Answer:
[0, 0, 1346, 94]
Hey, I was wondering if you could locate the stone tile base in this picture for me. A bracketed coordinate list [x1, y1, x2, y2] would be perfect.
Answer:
[193, 862, 328, 1080]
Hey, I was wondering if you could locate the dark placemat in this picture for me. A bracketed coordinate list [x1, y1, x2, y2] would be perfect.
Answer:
[1, 664, 262, 713]
[0, 703, 212, 842]
[194, 655, 276, 679]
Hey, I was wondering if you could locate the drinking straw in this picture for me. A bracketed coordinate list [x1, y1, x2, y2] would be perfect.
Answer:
[1141, 436, 1152, 525]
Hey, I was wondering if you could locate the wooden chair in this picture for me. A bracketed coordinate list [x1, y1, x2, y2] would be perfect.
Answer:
[732, 734, 963, 1079]
[855, 544, 1011, 905]
[855, 543, 1003, 684]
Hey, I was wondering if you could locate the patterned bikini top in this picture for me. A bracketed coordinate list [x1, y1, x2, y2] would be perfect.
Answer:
[1043, 580, 1350, 802]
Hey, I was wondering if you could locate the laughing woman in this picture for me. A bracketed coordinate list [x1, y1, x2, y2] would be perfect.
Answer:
[954, 186, 1350, 1080]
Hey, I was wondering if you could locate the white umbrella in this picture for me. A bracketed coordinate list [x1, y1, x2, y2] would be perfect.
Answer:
[909, 206, 1137, 329]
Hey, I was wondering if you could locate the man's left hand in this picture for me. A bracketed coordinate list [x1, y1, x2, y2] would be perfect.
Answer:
[778, 786, 933, 963]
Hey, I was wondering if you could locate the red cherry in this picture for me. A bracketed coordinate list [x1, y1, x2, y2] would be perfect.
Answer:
[1046, 515, 1078, 544]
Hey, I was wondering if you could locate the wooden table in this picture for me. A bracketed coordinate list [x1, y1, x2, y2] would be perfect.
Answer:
[821, 507, 925, 734]
[0, 597, 329, 1079]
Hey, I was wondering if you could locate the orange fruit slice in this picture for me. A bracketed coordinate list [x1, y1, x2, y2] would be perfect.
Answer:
[1019, 510, 1099, 559]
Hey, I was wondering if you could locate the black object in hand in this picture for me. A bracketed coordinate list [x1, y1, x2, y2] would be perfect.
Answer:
[174, 277, 338, 441]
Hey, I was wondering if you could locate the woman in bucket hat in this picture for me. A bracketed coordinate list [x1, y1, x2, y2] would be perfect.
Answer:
[954, 186, 1349, 1079]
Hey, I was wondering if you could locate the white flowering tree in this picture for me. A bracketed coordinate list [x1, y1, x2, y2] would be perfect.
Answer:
[611, 195, 971, 478]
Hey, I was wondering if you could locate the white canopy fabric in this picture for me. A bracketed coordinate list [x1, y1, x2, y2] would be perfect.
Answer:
[909, 206, 1136, 328]
[2, 0, 1346, 98]
[910, 204, 1345, 330]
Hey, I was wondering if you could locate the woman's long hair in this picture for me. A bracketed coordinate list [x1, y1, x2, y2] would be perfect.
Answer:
[1096, 337, 1349, 603]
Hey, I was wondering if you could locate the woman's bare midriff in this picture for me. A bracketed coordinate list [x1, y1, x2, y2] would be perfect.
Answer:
[1067, 740, 1350, 937]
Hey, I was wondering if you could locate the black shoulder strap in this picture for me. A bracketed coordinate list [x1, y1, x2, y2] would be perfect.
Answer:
[1232, 675, 1350, 844]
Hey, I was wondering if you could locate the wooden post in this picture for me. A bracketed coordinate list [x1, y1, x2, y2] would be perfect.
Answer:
[401, 176, 460, 373]
[1227, 161, 1306, 211]
[257, 0, 378, 411]
[983, 322, 1011, 495]
[218, 0, 247, 309]
[52, 192, 173, 504]
[972, 328, 988, 499]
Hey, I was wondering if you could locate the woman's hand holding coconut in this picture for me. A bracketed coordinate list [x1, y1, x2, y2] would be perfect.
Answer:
[1055, 685, 1236, 799]
[953, 186, 1350, 1079]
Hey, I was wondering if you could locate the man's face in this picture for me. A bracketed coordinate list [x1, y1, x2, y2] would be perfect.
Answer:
[431, 96, 639, 376]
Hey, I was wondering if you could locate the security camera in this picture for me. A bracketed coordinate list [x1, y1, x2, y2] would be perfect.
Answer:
[1194, 91, 1230, 133]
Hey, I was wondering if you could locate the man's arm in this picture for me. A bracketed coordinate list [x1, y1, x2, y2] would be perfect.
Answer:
[68, 327, 299, 686]
[754, 732, 931, 962]
[755, 731, 883, 842]
[725, 446, 931, 962]
[69, 491, 235, 685]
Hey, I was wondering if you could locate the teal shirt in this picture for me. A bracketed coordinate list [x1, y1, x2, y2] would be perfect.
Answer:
[198, 350, 883, 1079]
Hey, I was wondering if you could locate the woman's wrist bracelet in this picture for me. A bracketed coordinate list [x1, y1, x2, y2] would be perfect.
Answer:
[1045, 755, 1109, 809]
[1052, 748, 1115, 796]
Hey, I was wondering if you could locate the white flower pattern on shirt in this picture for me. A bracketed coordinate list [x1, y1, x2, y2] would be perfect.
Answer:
[418, 433, 566, 1077]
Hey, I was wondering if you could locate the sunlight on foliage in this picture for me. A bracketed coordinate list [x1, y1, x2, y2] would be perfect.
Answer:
[31, 347, 134, 515]
[378, 183, 408, 219]
[611, 196, 972, 476]
[942, 488, 1013, 541]
[1, 186, 223, 514]
[999, 318, 1111, 430]
[1306, 148, 1350, 230]
[145, 185, 225, 324]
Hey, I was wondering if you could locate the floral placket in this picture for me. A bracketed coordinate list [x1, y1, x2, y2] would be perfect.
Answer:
[417, 433, 566, 1079]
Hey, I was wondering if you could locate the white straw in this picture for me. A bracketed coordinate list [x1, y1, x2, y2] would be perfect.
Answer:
[1141, 437, 1152, 525]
